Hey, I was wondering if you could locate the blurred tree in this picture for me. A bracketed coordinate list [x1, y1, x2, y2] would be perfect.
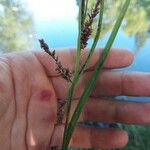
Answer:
[76, 0, 80, 6]
[123, 0, 150, 52]
[0, 0, 34, 53]
[121, 125, 150, 150]
[76, 0, 150, 51]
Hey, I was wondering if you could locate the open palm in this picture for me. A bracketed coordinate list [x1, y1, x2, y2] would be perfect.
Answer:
[0, 48, 150, 150]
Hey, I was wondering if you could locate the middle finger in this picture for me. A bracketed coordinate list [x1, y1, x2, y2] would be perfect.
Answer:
[51, 70, 150, 100]
[68, 98, 150, 124]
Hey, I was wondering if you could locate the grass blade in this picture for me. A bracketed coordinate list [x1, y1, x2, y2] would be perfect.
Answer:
[62, 0, 84, 149]
[81, 0, 86, 30]
[64, 0, 131, 148]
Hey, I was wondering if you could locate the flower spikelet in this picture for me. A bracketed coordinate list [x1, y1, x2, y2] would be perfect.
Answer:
[39, 39, 72, 82]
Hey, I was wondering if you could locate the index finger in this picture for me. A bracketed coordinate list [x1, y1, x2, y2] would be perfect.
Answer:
[35, 48, 134, 76]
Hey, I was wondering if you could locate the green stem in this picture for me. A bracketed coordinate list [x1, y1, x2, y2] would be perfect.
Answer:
[62, 1, 103, 147]
[64, 0, 131, 148]
[83, 0, 89, 22]
[62, 0, 83, 149]
[81, 0, 86, 30]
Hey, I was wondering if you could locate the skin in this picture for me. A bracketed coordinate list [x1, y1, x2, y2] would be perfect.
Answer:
[0, 48, 150, 150]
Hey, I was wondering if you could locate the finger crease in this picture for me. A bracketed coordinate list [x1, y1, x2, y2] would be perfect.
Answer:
[121, 71, 127, 95]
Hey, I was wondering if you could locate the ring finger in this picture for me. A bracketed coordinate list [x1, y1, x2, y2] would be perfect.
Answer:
[67, 98, 150, 124]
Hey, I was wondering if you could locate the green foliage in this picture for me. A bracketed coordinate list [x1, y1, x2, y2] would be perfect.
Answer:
[121, 125, 150, 150]
[0, 0, 34, 53]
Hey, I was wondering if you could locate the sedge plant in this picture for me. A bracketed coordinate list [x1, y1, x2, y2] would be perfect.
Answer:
[39, 0, 131, 149]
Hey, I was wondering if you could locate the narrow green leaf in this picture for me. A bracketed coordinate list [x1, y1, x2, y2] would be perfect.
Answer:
[62, 0, 83, 149]
[83, 0, 89, 22]
[81, 0, 86, 30]
[64, 0, 131, 148]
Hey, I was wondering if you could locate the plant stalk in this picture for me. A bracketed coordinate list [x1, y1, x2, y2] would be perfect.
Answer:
[63, 0, 131, 148]
[62, 0, 84, 149]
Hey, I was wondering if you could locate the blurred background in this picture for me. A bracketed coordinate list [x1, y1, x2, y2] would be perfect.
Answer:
[0, 0, 150, 149]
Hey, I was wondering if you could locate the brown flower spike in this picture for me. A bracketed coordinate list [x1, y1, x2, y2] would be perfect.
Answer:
[39, 39, 72, 82]
[81, 0, 101, 49]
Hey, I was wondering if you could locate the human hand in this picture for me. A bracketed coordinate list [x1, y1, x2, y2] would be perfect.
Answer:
[0, 48, 150, 150]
